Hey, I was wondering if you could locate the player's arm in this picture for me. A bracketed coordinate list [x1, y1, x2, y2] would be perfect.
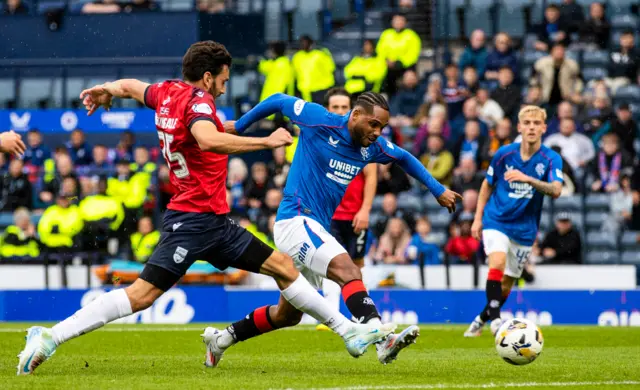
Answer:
[471, 179, 493, 240]
[80, 79, 150, 115]
[504, 153, 563, 199]
[191, 121, 292, 154]
[373, 140, 461, 212]
[353, 164, 377, 233]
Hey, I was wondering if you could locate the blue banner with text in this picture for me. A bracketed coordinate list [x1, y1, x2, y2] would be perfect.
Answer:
[1, 288, 639, 326]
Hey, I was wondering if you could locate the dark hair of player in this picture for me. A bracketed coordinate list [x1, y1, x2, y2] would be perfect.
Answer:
[182, 41, 232, 82]
[271, 41, 287, 57]
[354, 92, 389, 114]
[323, 87, 351, 108]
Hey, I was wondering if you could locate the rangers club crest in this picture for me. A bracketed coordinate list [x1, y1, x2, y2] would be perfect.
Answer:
[535, 163, 545, 177]
[361, 147, 369, 160]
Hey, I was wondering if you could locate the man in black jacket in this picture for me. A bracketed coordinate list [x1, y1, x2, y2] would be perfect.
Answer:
[491, 66, 522, 122]
[539, 212, 582, 264]
[0, 159, 32, 211]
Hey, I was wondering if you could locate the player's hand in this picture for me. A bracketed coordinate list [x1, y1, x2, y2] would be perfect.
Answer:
[266, 127, 293, 149]
[471, 219, 483, 241]
[437, 189, 463, 213]
[352, 208, 370, 234]
[504, 169, 531, 184]
[80, 84, 114, 116]
[0, 130, 26, 157]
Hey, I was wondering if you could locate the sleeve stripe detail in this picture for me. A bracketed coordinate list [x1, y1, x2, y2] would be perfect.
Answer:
[143, 85, 153, 109]
[290, 119, 343, 129]
[187, 117, 215, 130]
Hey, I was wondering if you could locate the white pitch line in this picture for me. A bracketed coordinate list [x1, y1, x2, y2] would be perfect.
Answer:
[276, 381, 640, 390]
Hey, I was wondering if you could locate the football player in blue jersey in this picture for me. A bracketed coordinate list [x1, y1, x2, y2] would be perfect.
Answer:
[464, 105, 563, 337]
[202, 92, 461, 366]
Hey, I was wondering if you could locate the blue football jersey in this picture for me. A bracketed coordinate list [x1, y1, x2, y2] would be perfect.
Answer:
[271, 98, 413, 230]
[483, 143, 564, 246]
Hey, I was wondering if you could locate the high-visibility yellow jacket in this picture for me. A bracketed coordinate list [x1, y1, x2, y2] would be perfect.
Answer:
[344, 54, 387, 94]
[259, 56, 295, 102]
[130, 230, 161, 263]
[107, 172, 148, 210]
[38, 205, 84, 248]
[79, 194, 125, 231]
[376, 28, 422, 68]
[292, 48, 336, 101]
[0, 225, 40, 258]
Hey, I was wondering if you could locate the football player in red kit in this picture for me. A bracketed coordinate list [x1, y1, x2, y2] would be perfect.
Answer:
[17, 42, 394, 376]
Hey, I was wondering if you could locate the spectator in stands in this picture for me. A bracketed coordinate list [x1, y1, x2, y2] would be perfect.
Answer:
[376, 13, 422, 97]
[480, 118, 513, 169]
[420, 134, 454, 188]
[344, 39, 387, 97]
[129, 216, 160, 263]
[3, 0, 28, 14]
[445, 212, 479, 263]
[374, 193, 416, 239]
[535, 4, 570, 52]
[0, 207, 39, 259]
[121, 0, 157, 12]
[376, 162, 411, 195]
[533, 43, 583, 107]
[258, 41, 294, 105]
[548, 145, 577, 196]
[292, 35, 336, 103]
[579, 94, 614, 139]
[268, 146, 290, 189]
[544, 118, 595, 173]
[413, 108, 450, 156]
[462, 66, 480, 95]
[523, 85, 544, 107]
[257, 188, 282, 234]
[559, 0, 584, 37]
[111, 130, 135, 162]
[610, 103, 638, 160]
[476, 87, 504, 128]
[413, 82, 447, 129]
[605, 30, 640, 94]
[458, 29, 487, 79]
[40, 154, 80, 205]
[442, 63, 469, 121]
[485, 33, 518, 81]
[79, 177, 124, 253]
[590, 133, 633, 193]
[450, 98, 489, 145]
[578, 2, 610, 50]
[0, 159, 31, 211]
[406, 217, 441, 265]
[453, 120, 485, 167]
[23, 129, 51, 168]
[157, 165, 174, 212]
[602, 175, 633, 234]
[37, 190, 84, 253]
[375, 217, 411, 264]
[80, 144, 113, 182]
[66, 129, 93, 166]
[491, 66, 521, 121]
[451, 158, 483, 194]
[450, 189, 479, 226]
[107, 158, 147, 234]
[390, 69, 423, 127]
[228, 158, 248, 214]
[197, 0, 226, 13]
[546, 101, 584, 139]
[244, 162, 273, 210]
[539, 213, 582, 264]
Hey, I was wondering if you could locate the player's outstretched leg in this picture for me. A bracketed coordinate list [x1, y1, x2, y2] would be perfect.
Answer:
[326, 253, 419, 364]
[17, 275, 164, 375]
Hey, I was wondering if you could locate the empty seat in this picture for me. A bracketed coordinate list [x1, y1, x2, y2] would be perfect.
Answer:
[539, 211, 552, 231]
[585, 251, 619, 264]
[621, 231, 640, 249]
[371, 195, 384, 212]
[424, 195, 441, 212]
[585, 193, 611, 212]
[542, 196, 552, 211]
[427, 232, 447, 247]
[397, 193, 422, 213]
[615, 85, 640, 101]
[611, 15, 639, 29]
[586, 211, 609, 230]
[586, 231, 617, 250]
[524, 51, 545, 66]
[582, 50, 609, 66]
[553, 195, 582, 211]
[429, 212, 451, 230]
[582, 67, 608, 82]
[621, 251, 640, 265]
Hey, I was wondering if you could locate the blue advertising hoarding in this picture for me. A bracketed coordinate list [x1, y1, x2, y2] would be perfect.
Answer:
[1, 288, 639, 326]
[0, 108, 235, 133]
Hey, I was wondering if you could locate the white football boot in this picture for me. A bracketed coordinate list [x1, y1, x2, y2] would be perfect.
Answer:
[343, 322, 396, 358]
[463, 316, 485, 337]
[202, 327, 226, 368]
[16, 326, 57, 375]
[377, 325, 420, 364]
[490, 318, 505, 336]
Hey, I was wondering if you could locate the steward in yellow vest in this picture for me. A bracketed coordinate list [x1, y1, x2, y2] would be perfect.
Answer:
[129, 216, 160, 263]
[344, 39, 387, 96]
[292, 35, 336, 104]
[0, 208, 39, 259]
[38, 192, 84, 249]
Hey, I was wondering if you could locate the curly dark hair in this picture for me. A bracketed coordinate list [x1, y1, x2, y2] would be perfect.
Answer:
[182, 41, 232, 82]
[355, 91, 389, 113]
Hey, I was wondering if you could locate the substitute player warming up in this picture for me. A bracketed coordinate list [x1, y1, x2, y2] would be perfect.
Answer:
[464, 106, 563, 337]
[17, 42, 395, 376]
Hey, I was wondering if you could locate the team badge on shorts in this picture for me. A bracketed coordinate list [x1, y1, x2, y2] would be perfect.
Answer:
[173, 246, 189, 263]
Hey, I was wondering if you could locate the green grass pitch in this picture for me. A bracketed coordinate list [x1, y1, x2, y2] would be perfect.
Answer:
[1, 323, 639, 390]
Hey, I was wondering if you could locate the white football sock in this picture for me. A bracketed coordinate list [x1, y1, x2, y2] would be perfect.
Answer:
[281, 274, 351, 337]
[217, 329, 236, 349]
[51, 289, 132, 346]
[322, 278, 342, 313]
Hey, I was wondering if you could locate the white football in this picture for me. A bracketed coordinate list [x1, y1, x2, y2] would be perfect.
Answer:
[494, 318, 544, 365]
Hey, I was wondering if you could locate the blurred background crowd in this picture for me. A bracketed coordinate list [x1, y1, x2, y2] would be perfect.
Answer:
[2, 0, 640, 286]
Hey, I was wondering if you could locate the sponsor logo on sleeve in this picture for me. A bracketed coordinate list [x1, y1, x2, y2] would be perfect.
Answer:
[293, 99, 305, 116]
[555, 169, 564, 180]
[487, 166, 494, 176]
[192, 103, 213, 115]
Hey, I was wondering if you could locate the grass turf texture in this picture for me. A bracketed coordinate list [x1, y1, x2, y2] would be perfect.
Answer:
[0, 324, 639, 390]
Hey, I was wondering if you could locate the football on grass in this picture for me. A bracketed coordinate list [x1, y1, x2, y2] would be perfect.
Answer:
[495, 318, 544, 365]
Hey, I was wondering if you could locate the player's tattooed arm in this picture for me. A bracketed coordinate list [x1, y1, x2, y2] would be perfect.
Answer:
[528, 178, 562, 199]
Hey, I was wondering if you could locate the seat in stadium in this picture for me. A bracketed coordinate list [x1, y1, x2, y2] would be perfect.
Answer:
[429, 212, 451, 230]
[586, 231, 618, 250]
[427, 232, 447, 247]
[614, 85, 640, 101]
[585, 250, 620, 264]
[581, 50, 609, 67]
[371, 195, 384, 212]
[621, 251, 640, 265]
[582, 67, 608, 82]
[585, 211, 609, 230]
[542, 196, 552, 212]
[424, 195, 442, 213]
[524, 51, 545, 67]
[611, 15, 639, 29]
[397, 193, 422, 213]
[18, 78, 53, 108]
[553, 195, 582, 211]
[585, 193, 611, 212]
[0, 79, 15, 106]
[621, 231, 640, 250]
[539, 211, 552, 231]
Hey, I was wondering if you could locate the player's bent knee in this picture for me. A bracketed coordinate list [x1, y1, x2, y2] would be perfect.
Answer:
[487, 253, 507, 270]
[125, 279, 164, 312]
[327, 254, 362, 286]
[262, 252, 299, 285]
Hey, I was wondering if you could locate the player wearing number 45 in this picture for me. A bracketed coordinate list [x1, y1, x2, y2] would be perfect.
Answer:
[464, 105, 563, 338]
